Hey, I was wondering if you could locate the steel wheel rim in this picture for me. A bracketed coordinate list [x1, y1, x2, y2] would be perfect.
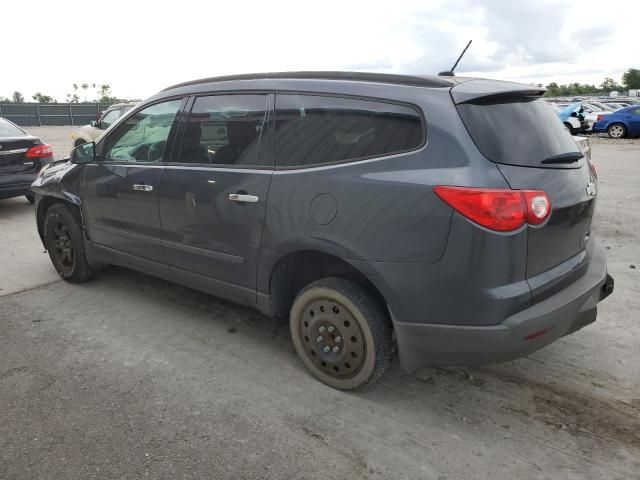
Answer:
[51, 222, 74, 269]
[299, 297, 366, 379]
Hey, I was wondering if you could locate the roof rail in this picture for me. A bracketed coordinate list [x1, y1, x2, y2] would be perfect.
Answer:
[162, 71, 454, 91]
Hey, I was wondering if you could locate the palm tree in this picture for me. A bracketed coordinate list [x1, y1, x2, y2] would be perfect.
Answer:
[81, 83, 89, 102]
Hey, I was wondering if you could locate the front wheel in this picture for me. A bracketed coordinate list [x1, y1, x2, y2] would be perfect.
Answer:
[607, 123, 626, 139]
[44, 204, 96, 283]
[563, 122, 575, 135]
[290, 277, 392, 390]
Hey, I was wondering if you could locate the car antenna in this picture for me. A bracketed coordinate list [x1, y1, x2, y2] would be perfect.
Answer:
[438, 40, 472, 76]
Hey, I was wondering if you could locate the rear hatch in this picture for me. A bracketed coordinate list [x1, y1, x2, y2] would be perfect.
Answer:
[453, 80, 596, 301]
[0, 136, 40, 175]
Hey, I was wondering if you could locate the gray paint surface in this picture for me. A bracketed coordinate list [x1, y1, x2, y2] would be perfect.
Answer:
[0, 139, 639, 479]
[29, 77, 611, 372]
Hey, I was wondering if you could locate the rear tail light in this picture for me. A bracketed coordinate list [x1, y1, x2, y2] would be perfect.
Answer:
[596, 115, 604, 122]
[433, 186, 551, 232]
[588, 160, 598, 179]
[25, 144, 53, 159]
[522, 191, 550, 225]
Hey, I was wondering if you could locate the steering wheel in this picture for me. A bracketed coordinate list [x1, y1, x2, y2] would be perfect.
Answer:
[147, 141, 167, 162]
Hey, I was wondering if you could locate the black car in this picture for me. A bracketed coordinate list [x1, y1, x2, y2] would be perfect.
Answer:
[32, 72, 613, 390]
[0, 117, 52, 203]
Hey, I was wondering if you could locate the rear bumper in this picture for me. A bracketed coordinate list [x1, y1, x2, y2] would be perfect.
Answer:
[393, 242, 613, 373]
[0, 172, 37, 199]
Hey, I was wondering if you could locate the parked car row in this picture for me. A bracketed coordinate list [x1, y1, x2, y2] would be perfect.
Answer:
[27, 72, 613, 389]
[545, 97, 640, 138]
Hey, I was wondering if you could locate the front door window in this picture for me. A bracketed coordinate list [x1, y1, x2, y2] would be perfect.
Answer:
[102, 100, 182, 163]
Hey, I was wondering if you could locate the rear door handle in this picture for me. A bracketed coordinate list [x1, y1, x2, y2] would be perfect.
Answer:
[229, 193, 259, 203]
[132, 184, 153, 192]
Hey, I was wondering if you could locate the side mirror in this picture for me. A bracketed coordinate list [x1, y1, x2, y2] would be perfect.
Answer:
[70, 142, 96, 164]
[90, 120, 98, 128]
[570, 112, 578, 117]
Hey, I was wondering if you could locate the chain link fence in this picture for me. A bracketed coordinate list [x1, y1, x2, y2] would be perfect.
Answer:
[0, 103, 112, 127]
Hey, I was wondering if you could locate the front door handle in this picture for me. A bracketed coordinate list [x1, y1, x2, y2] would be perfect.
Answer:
[229, 193, 259, 203]
[132, 184, 153, 192]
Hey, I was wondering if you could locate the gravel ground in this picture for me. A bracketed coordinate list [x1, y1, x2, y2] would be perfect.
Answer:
[0, 128, 639, 480]
[582, 133, 640, 145]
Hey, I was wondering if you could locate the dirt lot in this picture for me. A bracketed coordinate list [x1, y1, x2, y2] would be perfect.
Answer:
[1, 127, 639, 480]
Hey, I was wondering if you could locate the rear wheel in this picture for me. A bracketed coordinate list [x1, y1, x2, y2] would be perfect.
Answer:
[290, 277, 392, 390]
[607, 123, 626, 139]
[44, 204, 96, 283]
[74, 139, 86, 147]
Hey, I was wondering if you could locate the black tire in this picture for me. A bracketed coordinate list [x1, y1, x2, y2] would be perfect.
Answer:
[607, 123, 626, 139]
[75, 139, 86, 147]
[290, 277, 392, 390]
[43, 204, 96, 283]
[25, 192, 35, 203]
[563, 122, 575, 135]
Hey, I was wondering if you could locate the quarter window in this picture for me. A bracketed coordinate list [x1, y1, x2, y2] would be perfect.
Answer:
[275, 94, 423, 167]
[179, 94, 269, 166]
[102, 100, 182, 163]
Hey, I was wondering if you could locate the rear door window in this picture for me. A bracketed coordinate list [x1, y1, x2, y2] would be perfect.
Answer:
[0, 118, 26, 137]
[275, 94, 424, 168]
[178, 94, 270, 167]
[456, 96, 581, 168]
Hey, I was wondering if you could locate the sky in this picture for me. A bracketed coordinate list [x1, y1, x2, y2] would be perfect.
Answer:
[1, 0, 638, 102]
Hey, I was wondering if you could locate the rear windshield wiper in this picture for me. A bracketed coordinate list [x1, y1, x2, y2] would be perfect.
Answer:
[541, 152, 584, 165]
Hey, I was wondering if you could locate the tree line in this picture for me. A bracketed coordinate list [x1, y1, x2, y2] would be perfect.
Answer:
[544, 68, 640, 97]
[3, 69, 639, 103]
[0, 83, 132, 105]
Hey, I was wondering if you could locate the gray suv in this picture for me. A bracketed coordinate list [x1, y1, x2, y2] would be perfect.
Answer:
[31, 72, 613, 390]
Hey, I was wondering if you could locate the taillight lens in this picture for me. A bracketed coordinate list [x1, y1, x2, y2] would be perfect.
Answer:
[433, 186, 551, 232]
[25, 144, 53, 159]
[523, 191, 551, 225]
[588, 160, 598, 179]
[596, 115, 604, 122]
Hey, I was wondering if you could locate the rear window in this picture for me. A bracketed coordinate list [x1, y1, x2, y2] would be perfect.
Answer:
[457, 96, 580, 167]
[0, 118, 26, 137]
[275, 94, 424, 167]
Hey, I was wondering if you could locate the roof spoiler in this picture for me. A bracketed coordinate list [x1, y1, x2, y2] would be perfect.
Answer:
[451, 79, 546, 104]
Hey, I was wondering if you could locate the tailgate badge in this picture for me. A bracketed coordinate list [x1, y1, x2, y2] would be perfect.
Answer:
[586, 182, 596, 197]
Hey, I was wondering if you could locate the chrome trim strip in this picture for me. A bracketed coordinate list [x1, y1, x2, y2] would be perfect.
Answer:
[92, 223, 161, 245]
[165, 165, 272, 174]
[0, 148, 28, 155]
[161, 239, 244, 264]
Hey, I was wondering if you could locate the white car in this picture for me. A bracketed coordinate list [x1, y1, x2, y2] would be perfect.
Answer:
[70, 102, 137, 147]
[549, 103, 584, 134]
[555, 102, 610, 132]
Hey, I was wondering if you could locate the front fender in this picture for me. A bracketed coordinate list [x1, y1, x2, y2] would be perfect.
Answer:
[32, 161, 85, 245]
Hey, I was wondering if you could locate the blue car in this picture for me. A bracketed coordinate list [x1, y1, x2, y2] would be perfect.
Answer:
[592, 105, 640, 138]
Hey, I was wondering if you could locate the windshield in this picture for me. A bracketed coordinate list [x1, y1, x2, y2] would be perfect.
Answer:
[0, 118, 26, 137]
[456, 96, 581, 168]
